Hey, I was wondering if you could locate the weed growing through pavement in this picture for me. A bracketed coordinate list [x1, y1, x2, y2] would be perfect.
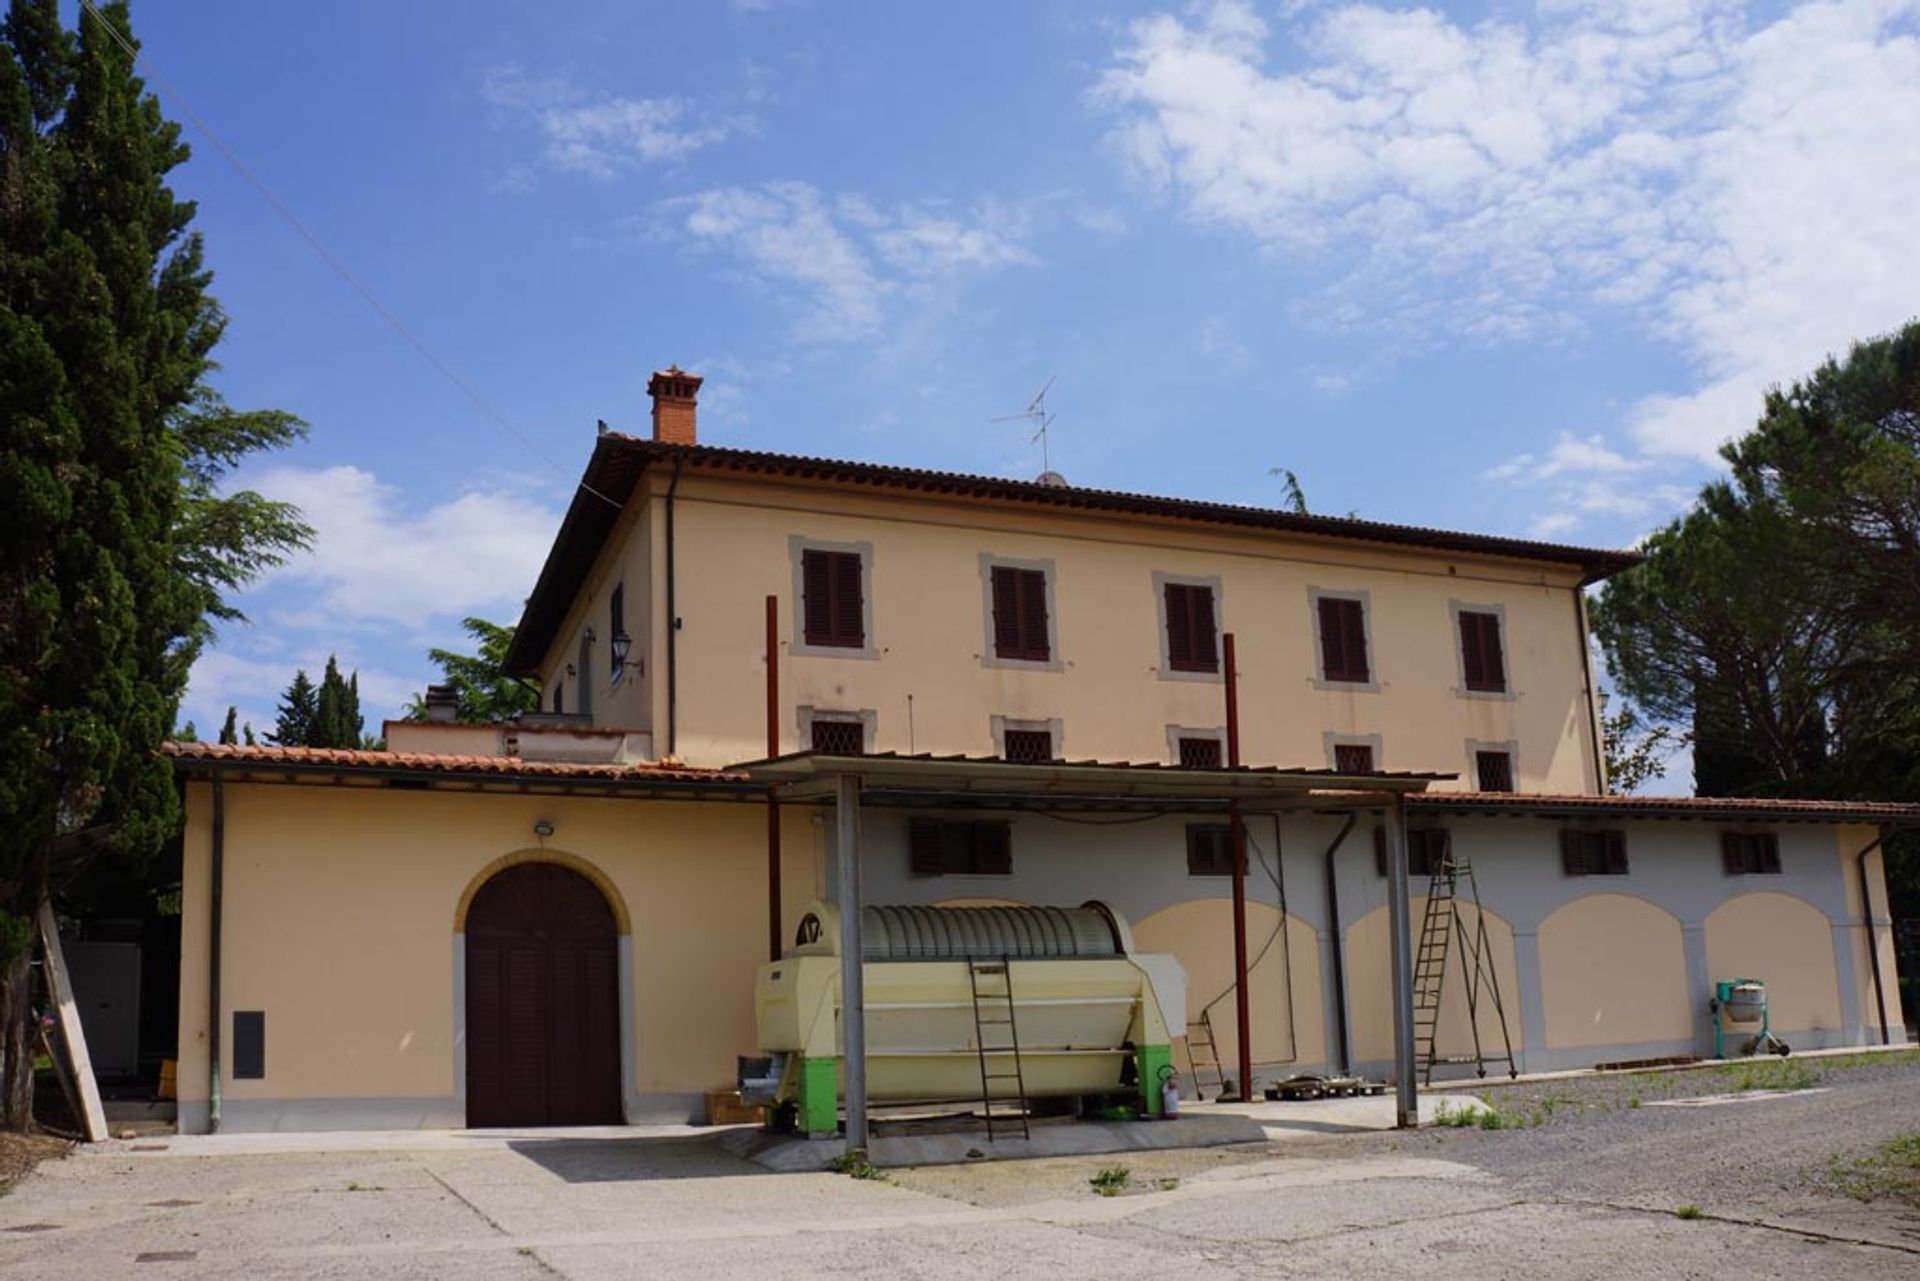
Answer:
[1674, 1204, 1703, 1220]
[1721, 1059, 1823, 1093]
[1089, 1166, 1131, 1196]
[826, 1152, 888, 1181]
[1827, 1134, 1920, 1204]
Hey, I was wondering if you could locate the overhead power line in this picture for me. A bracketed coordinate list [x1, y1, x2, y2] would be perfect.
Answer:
[76, 0, 624, 511]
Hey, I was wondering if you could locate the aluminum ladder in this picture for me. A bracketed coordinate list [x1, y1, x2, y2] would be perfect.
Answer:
[1185, 1011, 1227, 1101]
[967, 958, 1031, 1141]
[1412, 849, 1518, 1084]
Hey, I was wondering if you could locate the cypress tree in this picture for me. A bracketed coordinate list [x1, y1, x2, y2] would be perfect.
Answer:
[272, 670, 318, 747]
[218, 706, 237, 745]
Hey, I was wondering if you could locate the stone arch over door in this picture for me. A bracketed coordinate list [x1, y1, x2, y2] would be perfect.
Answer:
[1705, 891, 1842, 1035]
[461, 858, 624, 1127]
[1538, 894, 1690, 1050]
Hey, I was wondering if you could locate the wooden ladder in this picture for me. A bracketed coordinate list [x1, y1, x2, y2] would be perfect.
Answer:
[967, 958, 1031, 1141]
[1185, 1011, 1227, 1101]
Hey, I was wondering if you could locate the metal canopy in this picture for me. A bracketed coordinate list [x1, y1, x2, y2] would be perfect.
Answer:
[734, 751, 1448, 810]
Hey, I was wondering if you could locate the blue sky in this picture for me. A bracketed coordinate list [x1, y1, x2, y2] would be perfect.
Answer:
[152, 0, 1920, 783]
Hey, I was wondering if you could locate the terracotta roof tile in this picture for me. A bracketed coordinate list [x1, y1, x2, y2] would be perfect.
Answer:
[160, 740, 749, 784]
[1410, 791, 1920, 822]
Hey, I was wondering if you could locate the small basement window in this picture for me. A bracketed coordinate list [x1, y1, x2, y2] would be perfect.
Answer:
[1186, 824, 1234, 877]
[1475, 750, 1515, 793]
[1177, 736, 1223, 769]
[1562, 829, 1629, 877]
[810, 718, 865, 755]
[1722, 831, 1782, 875]
[909, 818, 1013, 876]
[1001, 727, 1055, 764]
[1334, 742, 1376, 774]
[1374, 827, 1452, 878]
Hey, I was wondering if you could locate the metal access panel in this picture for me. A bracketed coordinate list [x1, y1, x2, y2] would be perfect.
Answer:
[232, 1011, 266, 1080]
[62, 940, 142, 1079]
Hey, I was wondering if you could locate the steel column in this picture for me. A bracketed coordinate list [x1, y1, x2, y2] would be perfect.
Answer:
[834, 773, 868, 1152]
[1222, 632, 1253, 1100]
[1384, 797, 1418, 1127]
[766, 594, 782, 962]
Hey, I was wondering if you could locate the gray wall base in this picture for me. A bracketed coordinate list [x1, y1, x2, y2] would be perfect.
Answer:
[177, 1090, 707, 1134]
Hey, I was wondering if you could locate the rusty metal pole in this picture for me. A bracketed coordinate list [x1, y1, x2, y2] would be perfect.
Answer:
[1224, 632, 1253, 1102]
[765, 595, 783, 962]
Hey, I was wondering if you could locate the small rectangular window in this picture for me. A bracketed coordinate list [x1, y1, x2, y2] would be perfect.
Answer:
[990, 566, 1051, 661]
[801, 549, 865, 649]
[1475, 750, 1514, 793]
[1334, 742, 1376, 774]
[1458, 610, 1507, 693]
[1186, 825, 1235, 876]
[1722, 832, 1782, 875]
[1374, 827, 1450, 878]
[1317, 596, 1371, 683]
[1562, 829, 1629, 876]
[1177, 736, 1223, 769]
[909, 818, 1013, 876]
[810, 718, 865, 755]
[1001, 728, 1054, 763]
[1163, 582, 1220, 673]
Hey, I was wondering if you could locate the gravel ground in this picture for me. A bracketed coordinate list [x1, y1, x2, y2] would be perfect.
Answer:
[3, 1055, 1919, 1278]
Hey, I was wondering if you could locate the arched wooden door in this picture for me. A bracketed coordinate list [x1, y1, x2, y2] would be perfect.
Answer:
[465, 862, 623, 1127]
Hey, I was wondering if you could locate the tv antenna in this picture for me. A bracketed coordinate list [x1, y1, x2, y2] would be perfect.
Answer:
[993, 377, 1060, 477]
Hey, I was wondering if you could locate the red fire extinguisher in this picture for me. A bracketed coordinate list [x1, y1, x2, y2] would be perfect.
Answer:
[1159, 1065, 1181, 1119]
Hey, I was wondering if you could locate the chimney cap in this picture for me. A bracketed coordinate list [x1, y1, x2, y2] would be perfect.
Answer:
[647, 366, 703, 399]
[422, 683, 459, 723]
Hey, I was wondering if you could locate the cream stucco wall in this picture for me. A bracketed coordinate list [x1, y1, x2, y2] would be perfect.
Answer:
[536, 497, 653, 730]
[177, 780, 819, 1122]
[1132, 900, 1325, 1076]
[1703, 890, 1844, 1035]
[1347, 898, 1522, 1065]
[1538, 894, 1692, 1049]
[538, 473, 1600, 787]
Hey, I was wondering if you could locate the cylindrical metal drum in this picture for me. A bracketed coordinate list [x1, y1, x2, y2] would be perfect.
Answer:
[1722, 980, 1767, 1025]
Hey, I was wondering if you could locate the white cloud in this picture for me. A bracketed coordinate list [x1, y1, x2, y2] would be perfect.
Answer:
[249, 465, 559, 626]
[662, 183, 1035, 339]
[1485, 432, 1642, 482]
[1096, 0, 1920, 461]
[482, 65, 736, 179]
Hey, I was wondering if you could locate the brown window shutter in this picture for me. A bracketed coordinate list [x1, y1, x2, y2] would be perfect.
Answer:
[833, 552, 864, 646]
[1320, 597, 1368, 681]
[1461, 611, 1506, 692]
[977, 823, 1013, 876]
[1165, 583, 1193, 668]
[990, 567, 1022, 657]
[1561, 830, 1588, 876]
[1020, 568, 1050, 659]
[1190, 586, 1218, 670]
[909, 819, 944, 876]
[802, 551, 833, 645]
[1603, 831, 1628, 875]
[1186, 826, 1232, 876]
[1722, 832, 1746, 875]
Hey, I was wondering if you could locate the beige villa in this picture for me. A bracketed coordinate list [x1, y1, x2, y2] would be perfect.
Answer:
[166, 369, 1913, 1135]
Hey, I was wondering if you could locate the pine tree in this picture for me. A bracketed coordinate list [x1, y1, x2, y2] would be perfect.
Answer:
[218, 706, 238, 745]
[272, 670, 318, 747]
[405, 618, 543, 722]
[1, 2, 307, 1128]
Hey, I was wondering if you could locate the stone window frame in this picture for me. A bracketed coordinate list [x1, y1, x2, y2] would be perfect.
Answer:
[991, 715, 1064, 761]
[1466, 738, 1520, 792]
[1448, 598, 1517, 701]
[1165, 724, 1227, 767]
[788, 535, 879, 660]
[1307, 586, 1381, 693]
[1152, 570, 1225, 684]
[798, 705, 877, 754]
[978, 553, 1064, 672]
[1323, 731, 1385, 773]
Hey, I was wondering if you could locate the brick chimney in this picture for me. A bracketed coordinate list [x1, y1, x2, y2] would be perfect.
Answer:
[648, 366, 702, 445]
